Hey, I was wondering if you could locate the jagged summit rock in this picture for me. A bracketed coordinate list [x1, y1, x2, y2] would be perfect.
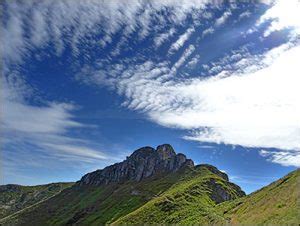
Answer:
[79, 144, 194, 186]
[157, 144, 176, 160]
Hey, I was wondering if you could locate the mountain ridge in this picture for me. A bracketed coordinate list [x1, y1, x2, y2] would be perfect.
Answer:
[78, 144, 194, 186]
[0, 144, 298, 225]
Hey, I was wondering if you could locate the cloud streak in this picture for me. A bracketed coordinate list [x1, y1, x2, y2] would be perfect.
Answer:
[1, 0, 214, 63]
[169, 27, 195, 54]
[1, 75, 108, 166]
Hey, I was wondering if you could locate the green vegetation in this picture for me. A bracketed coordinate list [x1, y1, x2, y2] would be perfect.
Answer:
[2, 167, 188, 225]
[0, 182, 73, 219]
[116, 169, 299, 225]
[211, 169, 300, 225]
[1, 167, 299, 225]
[1, 165, 244, 225]
[114, 165, 244, 224]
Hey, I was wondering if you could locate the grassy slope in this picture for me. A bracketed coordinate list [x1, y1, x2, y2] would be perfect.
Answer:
[0, 183, 73, 219]
[211, 169, 300, 225]
[117, 169, 299, 225]
[4, 168, 297, 225]
[3, 164, 243, 226]
[114, 165, 244, 224]
[4, 168, 189, 226]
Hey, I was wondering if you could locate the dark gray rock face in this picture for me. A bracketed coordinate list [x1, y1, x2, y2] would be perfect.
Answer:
[207, 178, 246, 203]
[79, 144, 194, 186]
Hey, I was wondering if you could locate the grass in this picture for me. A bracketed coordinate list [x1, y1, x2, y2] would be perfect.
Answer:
[211, 169, 300, 225]
[0, 182, 73, 220]
[2, 167, 298, 225]
[114, 165, 244, 224]
[4, 166, 191, 225]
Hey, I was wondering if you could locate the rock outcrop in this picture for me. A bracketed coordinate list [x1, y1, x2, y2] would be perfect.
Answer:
[207, 178, 246, 203]
[79, 144, 194, 186]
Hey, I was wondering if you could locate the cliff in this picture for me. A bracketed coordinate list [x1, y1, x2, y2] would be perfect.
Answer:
[79, 144, 194, 186]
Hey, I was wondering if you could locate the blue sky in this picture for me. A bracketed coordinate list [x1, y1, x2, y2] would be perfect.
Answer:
[1, 0, 300, 194]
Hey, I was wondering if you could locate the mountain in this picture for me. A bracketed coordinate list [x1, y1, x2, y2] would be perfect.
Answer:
[0, 183, 73, 219]
[211, 169, 300, 225]
[0, 144, 298, 225]
[114, 164, 245, 224]
[79, 144, 194, 186]
[116, 168, 300, 225]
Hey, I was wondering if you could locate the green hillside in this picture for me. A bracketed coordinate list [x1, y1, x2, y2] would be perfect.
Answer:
[116, 169, 299, 225]
[211, 169, 300, 225]
[114, 165, 244, 224]
[0, 182, 73, 220]
[1, 167, 298, 225]
[1, 164, 244, 225]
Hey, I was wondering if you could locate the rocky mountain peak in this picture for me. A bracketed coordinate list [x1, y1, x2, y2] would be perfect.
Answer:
[157, 144, 176, 160]
[130, 146, 155, 160]
[79, 144, 194, 186]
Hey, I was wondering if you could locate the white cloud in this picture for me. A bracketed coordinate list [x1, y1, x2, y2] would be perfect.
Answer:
[154, 28, 176, 47]
[157, 44, 300, 152]
[1, 0, 212, 63]
[1, 0, 277, 64]
[260, 150, 300, 167]
[200, 9, 232, 39]
[187, 54, 200, 68]
[169, 27, 195, 53]
[215, 11, 232, 27]
[2, 100, 81, 134]
[3, 0, 299, 169]
[42, 143, 107, 160]
[202, 27, 215, 37]
[81, 41, 300, 167]
[70, 0, 300, 167]
[256, 0, 300, 37]
[238, 10, 251, 20]
[1, 76, 108, 163]
[260, 0, 275, 4]
[171, 45, 195, 73]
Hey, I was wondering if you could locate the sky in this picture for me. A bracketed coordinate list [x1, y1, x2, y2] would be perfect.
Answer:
[1, 0, 300, 194]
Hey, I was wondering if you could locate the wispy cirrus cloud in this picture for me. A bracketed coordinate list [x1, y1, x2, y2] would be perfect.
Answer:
[1, 73, 125, 185]
[260, 150, 300, 167]
[74, 0, 300, 167]
[202, 27, 215, 38]
[154, 28, 176, 48]
[215, 10, 232, 27]
[168, 27, 195, 54]
[1, 75, 109, 181]
[3, 0, 299, 171]
[1, 0, 217, 64]
[171, 45, 196, 74]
